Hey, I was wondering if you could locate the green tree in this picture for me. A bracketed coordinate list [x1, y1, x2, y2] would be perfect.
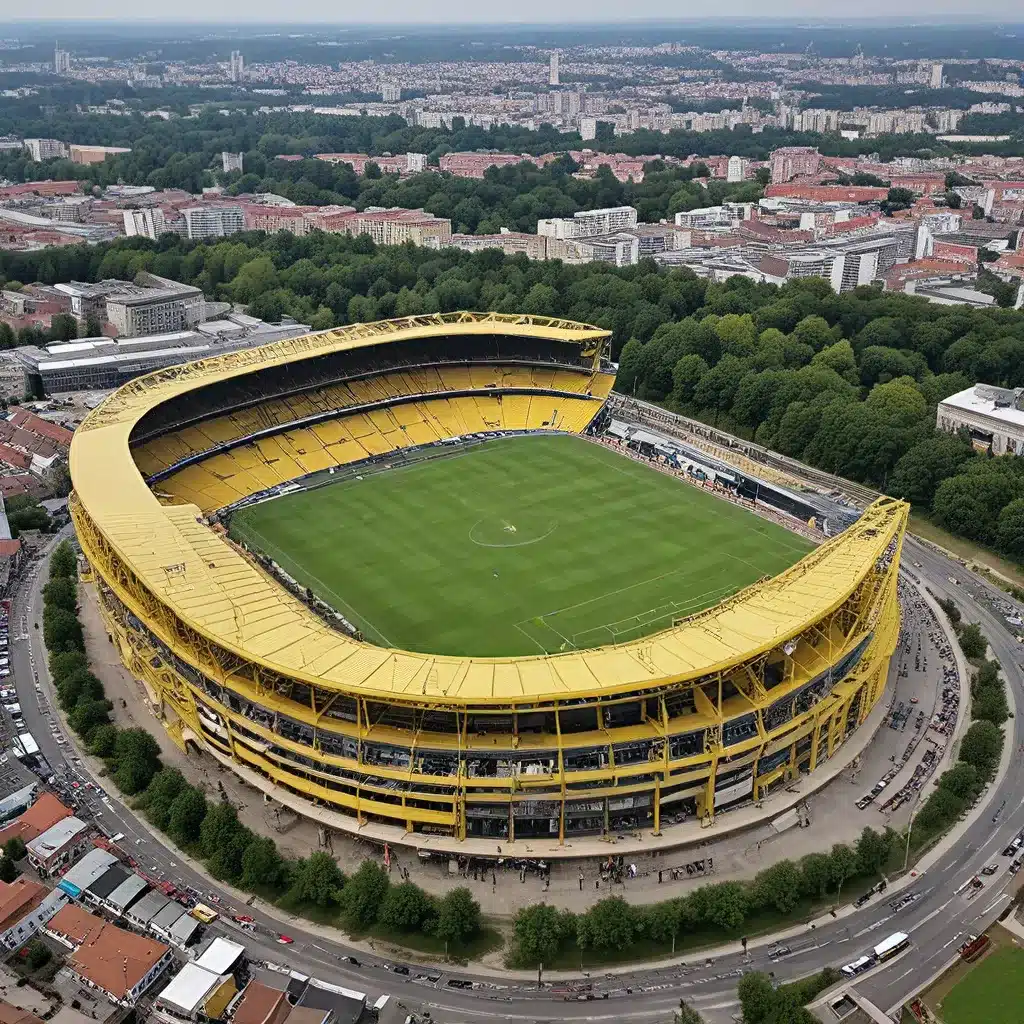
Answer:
[0, 857, 17, 882]
[937, 761, 983, 802]
[69, 696, 110, 740]
[799, 852, 832, 899]
[695, 881, 747, 931]
[379, 881, 434, 934]
[751, 860, 802, 914]
[42, 576, 78, 613]
[49, 541, 78, 580]
[49, 650, 88, 686]
[996, 498, 1024, 563]
[342, 860, 390, 928]
[512, 902, 565, 965]
[240, 835, 285, 891]
[43, 606, 84, 654]
[957, 623, 987, 660]
[167, 786, 208, 845]
[26, 939, 51, 970]
[88, 723, 118, 758]
[959, 719, 1004, 779]
[676, 1000, 706, 1024]
[3, 837, 26, 862]
[139, 767, 187, 829]
[113, 728, 162, 794]
[855, 827, 892, 876]
[737, 971, 777, 1024]
[289, 851, 346, 907]
[577, 896, 637, 952]
[828, 844, 859, 894]
[435, 886, 481, 948]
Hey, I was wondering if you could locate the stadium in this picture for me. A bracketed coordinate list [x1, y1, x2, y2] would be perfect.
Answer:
[69, 311, 907, 847]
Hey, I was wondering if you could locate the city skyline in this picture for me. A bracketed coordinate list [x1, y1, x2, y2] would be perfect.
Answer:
[4, 4, 1024, 23]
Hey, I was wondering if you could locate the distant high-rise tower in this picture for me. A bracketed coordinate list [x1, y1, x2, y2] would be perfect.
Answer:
[930, 62, 944, 89]
[549, 51, 560, 87]
[381, 81, 401, 103]
[229, 50, 245, 82]
[54, 43, 71, 75]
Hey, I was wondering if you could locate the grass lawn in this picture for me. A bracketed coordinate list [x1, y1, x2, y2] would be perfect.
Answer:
[938, 946, 1024, 1024]
[230, 433, 812, 657]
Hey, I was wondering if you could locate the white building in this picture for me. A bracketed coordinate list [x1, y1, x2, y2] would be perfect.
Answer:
[930, 63, 944, 89]
[549, 51, 560, 86]
[23, 138, 67, 161]
[181, 205, 245, 240]
[221, 152, 243, 174]
[537, 205, 637, 239]
[381, 82, 401, 103]
[937, 384, 1024, 455]
[727, 156, 747, 183]
[229, 51, 244, 82]
[123, 208, 167, 240]
[54, 46, 71, 74]
[580, 117, 597, 141]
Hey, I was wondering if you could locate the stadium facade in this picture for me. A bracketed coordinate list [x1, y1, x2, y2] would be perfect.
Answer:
[70, 312, 907, 846]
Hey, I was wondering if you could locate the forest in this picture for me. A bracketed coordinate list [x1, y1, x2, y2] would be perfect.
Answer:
[3, 231, 1024, 564]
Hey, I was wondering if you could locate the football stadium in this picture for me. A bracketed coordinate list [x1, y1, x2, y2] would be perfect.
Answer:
[70, 311, 908, 846]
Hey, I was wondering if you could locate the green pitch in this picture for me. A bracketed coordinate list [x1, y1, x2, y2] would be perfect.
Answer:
[229, 434, 813, 657]
[939, 947, 1024, 1024]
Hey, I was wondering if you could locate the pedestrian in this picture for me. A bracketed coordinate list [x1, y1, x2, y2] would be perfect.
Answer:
[595, 879, 599, 890]
[658, 870, 662, 884]
[579, 870, 584, 891]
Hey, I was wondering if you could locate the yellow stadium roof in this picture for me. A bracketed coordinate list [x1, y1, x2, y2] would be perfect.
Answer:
[71, 311, 907, 706]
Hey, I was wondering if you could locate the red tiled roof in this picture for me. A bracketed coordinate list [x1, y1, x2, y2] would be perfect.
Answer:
[67, 918, 169, 999]
[0, 878, 47, 932]
[0, 794, 72, 846]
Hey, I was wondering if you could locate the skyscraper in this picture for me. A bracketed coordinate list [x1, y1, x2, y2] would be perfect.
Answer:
[54, 44, 71, 75]
[229, 51, 245, 82]
[930, 63, 944, 89]
[549, 51, 560, 87]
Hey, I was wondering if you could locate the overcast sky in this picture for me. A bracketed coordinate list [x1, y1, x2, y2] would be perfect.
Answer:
[10, 1, 1024, 23]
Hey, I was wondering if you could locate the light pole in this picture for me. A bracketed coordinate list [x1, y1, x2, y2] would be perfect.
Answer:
[902, 799, 921, 873]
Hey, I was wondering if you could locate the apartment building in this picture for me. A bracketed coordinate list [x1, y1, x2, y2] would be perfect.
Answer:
[123, 208, 167, 240]
[769, 146, 821, 184]
[23, 139, 67, 162]
[354, 207, 452, 246]
[182, 205, 245, 239]
[68, 145, 132, 165]
[105, 279, 205, 338]
[537, 205, 638, 239]
[938, 384, 1024, 455]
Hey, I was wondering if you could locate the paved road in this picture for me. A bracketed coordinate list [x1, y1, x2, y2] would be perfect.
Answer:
[10, 529, 1024, 1023]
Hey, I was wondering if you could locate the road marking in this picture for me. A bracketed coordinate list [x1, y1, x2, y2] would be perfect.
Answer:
[981, 894, 1010, 914]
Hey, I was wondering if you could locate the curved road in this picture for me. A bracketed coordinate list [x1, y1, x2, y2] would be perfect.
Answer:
[10, 528, 1024, 1023]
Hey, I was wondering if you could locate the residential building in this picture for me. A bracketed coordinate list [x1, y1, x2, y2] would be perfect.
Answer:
[25, 815, 89, 876]
[537, 205, 638, 239]
[23, 139, 67, 162]
[222, 152, 244, 174]
[123, 207, 167, 240]
[938, 384, 1024, 455]
[0, 408, 73, 477]
[674, 206, 738, 230]
[549, 51, 560, 87]
[229, 51, 245, 82]
[381, 82, 401, 103]
[0, 999, 46, 1024]
[53, 46, 71, 75]
[930, 63, 944, 89]
[0, 792, 70, 847]
[229, 981, 292, 1024]
[0, 877, 68, 950]
[727, 156, 747, 183]
[182, 205, 245, 239]
[49, 903, 173, 1006]
[354, 207, 452, 246]
[446, 231, 567, 260]
[769, 146, 821, 184]
[104, 276, 205, 337]
[566, 232, 640, 266]
[580, 117, 597, 141]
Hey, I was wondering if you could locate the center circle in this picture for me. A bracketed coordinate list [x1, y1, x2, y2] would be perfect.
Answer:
[468, 513, 558, 548]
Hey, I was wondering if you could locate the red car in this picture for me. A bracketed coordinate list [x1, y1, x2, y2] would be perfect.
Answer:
[277, 935, 294, 945]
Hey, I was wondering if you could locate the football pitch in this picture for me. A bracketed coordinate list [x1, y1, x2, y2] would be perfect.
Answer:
[229, 434, 814, 657]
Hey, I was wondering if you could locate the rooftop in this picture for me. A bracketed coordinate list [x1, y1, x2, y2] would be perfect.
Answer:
[940, 383, 1024, 428]
[68, 919, 169, 999]
[0, 793, 71, 845]
[57, 848, 118, 897]
[26, 815, 88, 859]
[194, 936, 245, 975]
[156, 963, 226, 1013]
[0, 877, 48, 932]
[230, 981, 290, 1024]
[46, 902, 106, 946]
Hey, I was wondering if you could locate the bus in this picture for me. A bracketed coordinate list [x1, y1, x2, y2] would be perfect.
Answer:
[840, 956, 872, 978]
[189, 902, 219, 924]
[873, 932, 910, 962]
